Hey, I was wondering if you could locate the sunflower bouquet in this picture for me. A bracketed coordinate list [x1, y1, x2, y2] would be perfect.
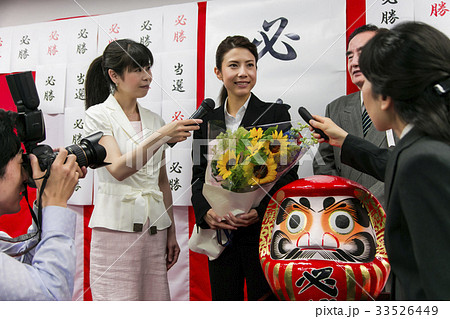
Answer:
[202, 121, 314, 218]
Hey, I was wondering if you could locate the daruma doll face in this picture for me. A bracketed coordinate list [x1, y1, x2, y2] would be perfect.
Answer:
[259, 176, 390, 301]
[271, 195, 377, 263]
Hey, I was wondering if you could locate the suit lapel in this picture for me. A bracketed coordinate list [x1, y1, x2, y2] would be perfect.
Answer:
[240, 94, 267, 128]
[341, 92, 365, 182]
[205, 104, 226, 138]
[366, 125, 387, 147]
[137, 102, 155, 142]
[342, 92, 363, 137]
[107, 95, 141, 143]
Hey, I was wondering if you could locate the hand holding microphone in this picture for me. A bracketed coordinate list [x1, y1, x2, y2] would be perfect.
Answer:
[167, 98, 215, 147]
[299, 107, 351, 147]
[298, 106, 329, 140]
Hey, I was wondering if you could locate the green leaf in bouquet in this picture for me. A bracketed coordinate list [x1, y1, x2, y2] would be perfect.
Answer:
[211, 160, 219, 176]
[221, 163, 252, 191]
[249, 150, 269, 165]
[236, 137, 251, 155]
[262, 125, 278, 137]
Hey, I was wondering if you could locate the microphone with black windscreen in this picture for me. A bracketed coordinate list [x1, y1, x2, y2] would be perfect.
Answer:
[298, 106, 329, 140]
[189, 98, 215, 120]
[168, 98, 215, 147]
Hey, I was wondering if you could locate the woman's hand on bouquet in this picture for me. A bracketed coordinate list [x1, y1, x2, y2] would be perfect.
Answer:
[205, 209, 237, 230]
[223, 209, 259, 228]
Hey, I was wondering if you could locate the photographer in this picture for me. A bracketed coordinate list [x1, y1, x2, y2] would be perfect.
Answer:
[0, 109, 86, 300]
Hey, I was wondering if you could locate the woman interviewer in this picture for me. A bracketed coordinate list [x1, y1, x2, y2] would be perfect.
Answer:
[84, 39, 200, 300]
[310, 22, 450, 300]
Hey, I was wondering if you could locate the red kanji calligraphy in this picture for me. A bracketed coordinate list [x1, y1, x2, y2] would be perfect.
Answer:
[109, 23, 120, 34]
[431, 1, 450, 17]
[175, 14, 187, 26]
[172, 111, 184, 121]
[49, 30, 59, 41]
[173, 30, 186, 43]
[47, 44, 58, 56]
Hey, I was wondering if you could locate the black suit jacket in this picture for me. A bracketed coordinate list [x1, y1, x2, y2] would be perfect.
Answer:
[191, 93, 299, 231]
[341, 128, 450, 300]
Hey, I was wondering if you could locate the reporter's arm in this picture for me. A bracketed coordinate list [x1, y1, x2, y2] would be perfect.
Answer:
[341, 134, 389, 181]
[95, 119, 201, 181]
[310, 115, 389, 181]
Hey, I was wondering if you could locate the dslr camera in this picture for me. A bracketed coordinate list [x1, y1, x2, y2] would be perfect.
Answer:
[6, 71, 108, 187]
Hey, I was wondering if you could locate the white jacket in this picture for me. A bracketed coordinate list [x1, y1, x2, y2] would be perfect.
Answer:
[84, 95, 171, 232]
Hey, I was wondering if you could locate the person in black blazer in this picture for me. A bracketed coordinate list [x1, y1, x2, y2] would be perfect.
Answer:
[191, 36, 298, 300]
[309, 22, 450, 300]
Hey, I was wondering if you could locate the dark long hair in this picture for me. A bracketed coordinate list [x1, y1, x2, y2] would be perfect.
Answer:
[215, 35, 258, 106]
[359, 21, 450, 143]
[0, 110, 21, 178]
[85, 39, 154, 109]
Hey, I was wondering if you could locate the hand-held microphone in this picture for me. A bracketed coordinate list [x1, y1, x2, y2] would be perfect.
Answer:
[189, 98, 215, 120]
[168, 98, 215, 147]
[298, 106, 329, 140]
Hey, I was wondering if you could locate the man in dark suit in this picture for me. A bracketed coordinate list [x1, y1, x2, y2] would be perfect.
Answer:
[313, 24, 395, 207]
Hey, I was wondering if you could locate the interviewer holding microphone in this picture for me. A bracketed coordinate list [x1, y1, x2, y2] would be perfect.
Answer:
[84, 39, 201, 300]
[309, 22, 450, 300]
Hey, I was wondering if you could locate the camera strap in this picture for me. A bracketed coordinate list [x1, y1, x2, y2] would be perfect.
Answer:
[0, 166, 52, 258]
[0, 187, 41, 257]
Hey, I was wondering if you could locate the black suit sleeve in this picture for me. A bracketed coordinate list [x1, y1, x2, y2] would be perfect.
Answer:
[191, 119, 212, 229]
[341, 134, 390, 181]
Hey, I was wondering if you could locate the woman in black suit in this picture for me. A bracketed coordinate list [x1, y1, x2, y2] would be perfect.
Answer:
[191, 36, 298, 300]
[310, 22, 450, 300]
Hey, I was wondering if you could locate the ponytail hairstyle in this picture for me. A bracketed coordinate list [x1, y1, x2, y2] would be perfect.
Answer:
[85, 39, 154, 109]
[359, 21, 450, 143]
[215, 35, 258, 106]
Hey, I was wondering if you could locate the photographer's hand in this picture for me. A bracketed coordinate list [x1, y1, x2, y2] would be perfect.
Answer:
[30, 149, 86, 208]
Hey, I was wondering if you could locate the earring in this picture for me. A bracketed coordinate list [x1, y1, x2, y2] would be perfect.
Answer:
[110, 83, 116, 95]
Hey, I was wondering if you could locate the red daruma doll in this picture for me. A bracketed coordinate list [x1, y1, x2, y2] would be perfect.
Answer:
[259, 175, 390, 300]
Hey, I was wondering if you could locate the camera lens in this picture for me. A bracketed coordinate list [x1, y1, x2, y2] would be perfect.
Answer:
[65, 131, 107, 169]
[65, 144, 89, 168]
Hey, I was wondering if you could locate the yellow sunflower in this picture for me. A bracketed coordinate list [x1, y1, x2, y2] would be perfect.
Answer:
[269, 130, 290, 156]
[247, 139, 270, 158]
[216, 150, 240, 179]
[247, 155, 278, 186]
[249, 127, 264, 145]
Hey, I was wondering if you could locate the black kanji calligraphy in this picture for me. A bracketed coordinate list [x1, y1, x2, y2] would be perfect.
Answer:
[252, 17, 300, 61]
[295, 267, 338, 297]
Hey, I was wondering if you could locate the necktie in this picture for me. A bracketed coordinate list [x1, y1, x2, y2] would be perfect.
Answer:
[362, 107, 372, 136]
